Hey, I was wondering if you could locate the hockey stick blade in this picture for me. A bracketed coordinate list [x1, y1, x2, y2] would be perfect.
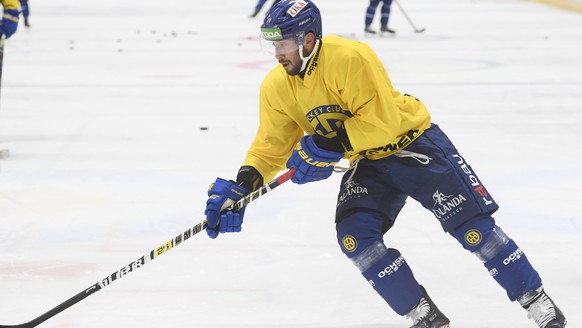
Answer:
[393, 0, 425, 34]
[0, 169, 295, 328]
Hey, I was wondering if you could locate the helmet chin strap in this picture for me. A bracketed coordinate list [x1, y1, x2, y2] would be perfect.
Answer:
[299, 39, 321, 73]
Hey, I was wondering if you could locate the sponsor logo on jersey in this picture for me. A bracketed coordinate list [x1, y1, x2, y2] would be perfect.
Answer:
[287, 0, 308, 17]
[464, 229, 482, 246]
[452, 154, 494, 207]
[306, 45, 320, 76]
[377, 255, 406, 278]
[342, 235, 358, 252]
[337, 180, 369, 207]
[305, 105, 352, 137]
[360, 129, 420, 157]
[432, 190, 467, 222]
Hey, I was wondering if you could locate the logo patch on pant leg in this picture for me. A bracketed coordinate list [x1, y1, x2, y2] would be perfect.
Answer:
[465, 229, 482, 246]
[342, 235, 358, 252]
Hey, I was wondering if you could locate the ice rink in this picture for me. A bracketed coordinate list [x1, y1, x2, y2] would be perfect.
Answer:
[0, 0, 581, 327]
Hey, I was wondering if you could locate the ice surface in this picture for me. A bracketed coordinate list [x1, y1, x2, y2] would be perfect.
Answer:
[0, 0, 580, 327]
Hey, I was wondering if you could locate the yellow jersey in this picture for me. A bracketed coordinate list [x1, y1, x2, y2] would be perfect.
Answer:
[243, 35, 431, 182]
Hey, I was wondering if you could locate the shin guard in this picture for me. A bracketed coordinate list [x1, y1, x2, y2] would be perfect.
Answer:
[451, 216, 542, 301]
[483, 237, 542, 301]
[357, 244, 421, 315]
[337, 210, 421, 315]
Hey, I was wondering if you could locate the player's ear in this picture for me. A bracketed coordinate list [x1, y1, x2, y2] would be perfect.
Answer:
[303, 32, 316, 53]
[306, 32, 316, 46]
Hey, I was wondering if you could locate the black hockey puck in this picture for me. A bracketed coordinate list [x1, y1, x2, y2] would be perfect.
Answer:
[200, 127, 208, 131]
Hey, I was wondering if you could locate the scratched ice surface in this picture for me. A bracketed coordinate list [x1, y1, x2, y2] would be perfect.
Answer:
[0, 0, 580, 327]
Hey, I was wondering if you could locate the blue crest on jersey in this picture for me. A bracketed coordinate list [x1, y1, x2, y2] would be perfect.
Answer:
[305, 105, 353, 137]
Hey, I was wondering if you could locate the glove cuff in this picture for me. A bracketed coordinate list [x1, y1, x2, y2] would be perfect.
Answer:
[300, 136, 344, 166]
[209, 177, 248, 201]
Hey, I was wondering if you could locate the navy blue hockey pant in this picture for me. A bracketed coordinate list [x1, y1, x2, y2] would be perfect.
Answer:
[20, 0, 30, 18]
[335, 124, 542, 315]
[366, 0, 393, 26]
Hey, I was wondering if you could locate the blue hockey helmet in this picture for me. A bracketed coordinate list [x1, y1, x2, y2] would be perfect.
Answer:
[260, 0, 322, 43]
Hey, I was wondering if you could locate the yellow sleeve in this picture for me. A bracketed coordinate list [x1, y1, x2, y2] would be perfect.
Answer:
[242, 75, 304, 182]
[338, 47, 402, 152]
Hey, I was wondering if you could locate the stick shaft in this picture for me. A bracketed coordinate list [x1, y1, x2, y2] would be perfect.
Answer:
[0, 169, 294, 328]
[0, 37, 8, 160]
[394, 0, 424, 32]
[0, 36, 4, 99]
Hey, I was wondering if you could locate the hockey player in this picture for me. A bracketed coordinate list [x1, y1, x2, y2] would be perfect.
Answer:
[1, 0, 19, 38]
[19, 0, 29, 27]
[204, 0, 567, 327]
[365, 0, 395, 34]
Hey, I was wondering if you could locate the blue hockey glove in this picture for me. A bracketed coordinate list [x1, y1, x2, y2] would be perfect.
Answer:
[1, 9, 19, 39]
[204, 178, 248, 239]
[286, 135, 344, 184]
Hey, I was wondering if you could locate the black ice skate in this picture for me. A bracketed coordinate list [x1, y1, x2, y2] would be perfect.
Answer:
[380, 25, 396, 34]
[522, 289, 567, 328]
[365, 25, 377, 34]
[406, 286, 450, 328]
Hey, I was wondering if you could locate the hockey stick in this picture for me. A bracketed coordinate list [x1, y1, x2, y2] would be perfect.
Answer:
[0, 36, 5, 100]
[393, 0, 426, 33]
[0, 168, 295, 328]
[0, 36, 10, 160]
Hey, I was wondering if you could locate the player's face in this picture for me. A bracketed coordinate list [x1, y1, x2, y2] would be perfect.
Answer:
[273, 39, 302, 76]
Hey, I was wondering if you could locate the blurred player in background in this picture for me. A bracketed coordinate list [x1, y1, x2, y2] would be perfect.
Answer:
[365, 0, 395, 35]
[19, 0, 29, 27]
[250, 0, 282, 18]
[205, 0, 567, 327]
